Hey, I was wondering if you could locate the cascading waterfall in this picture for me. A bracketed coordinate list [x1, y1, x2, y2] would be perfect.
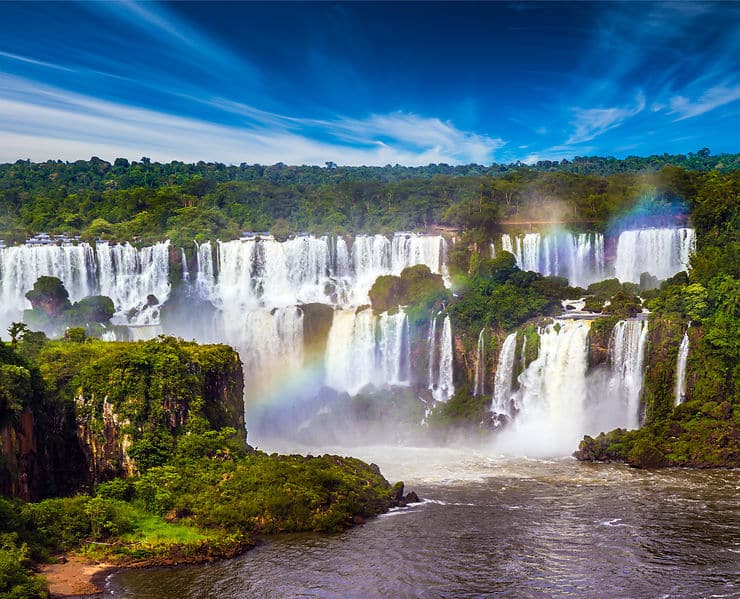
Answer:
[324, 308, 408, 395]
[491, 333, 517, 419]
[0, 241, 170, 330]
[194, 241, 216, 301]
[429, 315, 455, 403]
[227, 306, 305, 399]
[614, 228, 695, 283]
[427, 314, 439, 393]
[606, 319, 649, 429]
[181, 249, 190, 282]
[0, 243, 96, 328]
[473, 329, 485, 396]
[498, 319, 591, 455]
[96, 241, 171, 325]
[497, 231, 605, 288]
[675, 325, 690, 406]
[208, 233, 447, 309]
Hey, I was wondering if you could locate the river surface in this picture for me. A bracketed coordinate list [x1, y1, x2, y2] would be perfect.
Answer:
[108, 446, 739, 598]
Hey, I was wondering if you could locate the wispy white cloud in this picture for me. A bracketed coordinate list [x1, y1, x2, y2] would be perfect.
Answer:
[667, 83, 740, 120]
[0, 75, 505, 166]
[0, 50, 75, 72]
[565, 92, 645, 145]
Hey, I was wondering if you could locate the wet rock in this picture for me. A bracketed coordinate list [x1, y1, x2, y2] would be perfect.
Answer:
[403, 491, 420, 504]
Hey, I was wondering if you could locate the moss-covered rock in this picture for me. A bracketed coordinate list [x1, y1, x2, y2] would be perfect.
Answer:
[368, 265, 448, 316]
[38, 337, 245, 485]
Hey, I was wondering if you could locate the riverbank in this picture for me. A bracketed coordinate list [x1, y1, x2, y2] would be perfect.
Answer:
[40, 556, 115, 598]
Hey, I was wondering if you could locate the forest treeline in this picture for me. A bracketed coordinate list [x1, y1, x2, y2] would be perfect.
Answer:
[0, 152, 738, 245]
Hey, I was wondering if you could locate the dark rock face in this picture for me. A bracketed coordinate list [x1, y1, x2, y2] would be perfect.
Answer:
[0, 411, 40, 501]
[72, 340, 246, 484]
[2, 338, 246, 497]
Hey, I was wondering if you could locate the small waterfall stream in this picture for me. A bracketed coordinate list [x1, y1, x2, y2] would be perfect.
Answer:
[473, 329, 485, 396]
[607, 319, 649, 429]
[491, 333, 517, 419]
[675, 325, 690, 406]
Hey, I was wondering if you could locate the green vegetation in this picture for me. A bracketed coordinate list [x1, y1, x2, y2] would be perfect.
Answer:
[576, 169, 739, 468]
[2, 157, 736, 245]
[448, 251, 579, 339]
[369, 264, 450, 322]
[0, 334, 403, 597]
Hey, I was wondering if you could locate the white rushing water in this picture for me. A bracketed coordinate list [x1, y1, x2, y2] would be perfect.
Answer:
[436, 315, 455, 402]
[473, 329, 485, 396]
[503, 320, 591, 455]
[200, 233, 447, 309]
[96, 241, 171, 325]
[491, 332, 518, 419]
[0, 241, 170, 329]
[324, 308, 408, 395]
[614, 227, 695, 283]
[675, 326, 690, 406]
[607, 319, 649, 429]
[499, 231, 605, 288]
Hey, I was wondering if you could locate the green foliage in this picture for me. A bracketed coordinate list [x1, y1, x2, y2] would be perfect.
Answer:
[62, 327, 87, 343]
[368, 265, 449, 320]
[427, 390, 491, 429]
[3, 158, 732, 242]
[0, 365, 32, 423]
[579, 168, 739, 468]
[602, 291, 642, 318]
[449, 260, 562, 338]
[24, 277, 70, 317]
[0, 534, 48, 599]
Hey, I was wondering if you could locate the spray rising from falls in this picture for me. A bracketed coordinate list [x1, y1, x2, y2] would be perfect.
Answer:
[675, 326, 690, 406]
[491, 317, 650, 456]
[614, 228, 695, 283]
[324, 308, 409, 396]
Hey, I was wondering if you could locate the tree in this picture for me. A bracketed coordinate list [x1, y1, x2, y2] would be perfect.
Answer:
[7, 322, 29, 346]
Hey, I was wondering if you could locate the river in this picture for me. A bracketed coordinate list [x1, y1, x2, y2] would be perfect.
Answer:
[107, 446, 739, 598]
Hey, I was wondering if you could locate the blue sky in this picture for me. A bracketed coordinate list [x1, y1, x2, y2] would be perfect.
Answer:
[0, 1, 738, 166]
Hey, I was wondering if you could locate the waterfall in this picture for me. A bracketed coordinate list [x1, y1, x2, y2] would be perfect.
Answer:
[0, 241, 170, 330]
[95, 241, 171, 325]
[675, 326, 690, 406]
[614, 227, 696, 283]
[180, 249, 190, 282]
[500, 319, 591, 455]
[607, 319, 649, 429]
[473, 329, 485, 396]
[324, 308, 408, 395]
[226, 306, 305, 399]
[211, 233, 446, 309]
[0, 243, 96, 326]
[498, 231, 605, 288]
[430, 315, 454, 403]
[427, 314, 438, 391]
[194, 241, 216, 301]
[491, 333, 517, 418]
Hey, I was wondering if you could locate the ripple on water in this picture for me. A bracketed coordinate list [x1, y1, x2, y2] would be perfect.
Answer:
[108, 453, 740, 599]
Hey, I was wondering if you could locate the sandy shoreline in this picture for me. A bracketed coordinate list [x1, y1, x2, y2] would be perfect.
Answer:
[40, 556, 117, 598]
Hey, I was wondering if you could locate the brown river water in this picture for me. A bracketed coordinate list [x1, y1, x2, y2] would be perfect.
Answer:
[107, 446, 739, 598]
